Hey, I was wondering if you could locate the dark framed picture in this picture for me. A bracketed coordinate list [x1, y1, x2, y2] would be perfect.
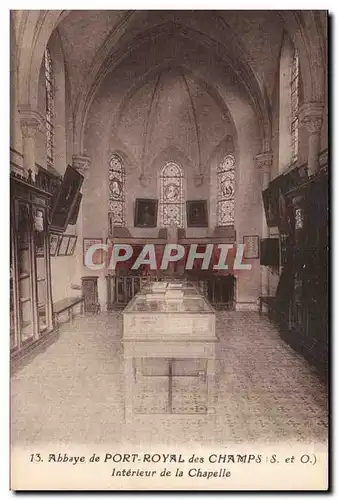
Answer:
[50, 165, 84, 233]
[243, 235, 260, 259]
[49, 233, 60, 257]
[83, 237, 103, 266]
[57, 235, 70, 256]
[66, 235, 78, 256]
[68, 192, 82, 225]
[186, 200, 208, 227]
[134, 198, 158, 227]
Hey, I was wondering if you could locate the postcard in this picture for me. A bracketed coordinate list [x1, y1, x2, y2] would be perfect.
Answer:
[10, 9, 328, 491]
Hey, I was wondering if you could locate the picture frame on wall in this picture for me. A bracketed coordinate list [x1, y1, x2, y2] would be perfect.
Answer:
[186, 200, 208, 227]
[134, 198, 158, 228]
[57, 235, 70, 256]
[50, 165, 84, 233]
[83, 237, 103, 266]
[49, 233, 60, 257]
[66, 235, 78, 256]
[243, 235, 260, 259]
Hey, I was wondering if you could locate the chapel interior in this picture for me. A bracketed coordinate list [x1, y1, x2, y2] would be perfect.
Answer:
[10, 10, 328, 446]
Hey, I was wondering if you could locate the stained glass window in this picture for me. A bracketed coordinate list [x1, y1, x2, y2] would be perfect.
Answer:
[44, 48, 54, 169]
[291, 49, 299, 163]
[217, 154, 235, 226]
[108, 154, 125, 229]
[160, 162, 184, 227]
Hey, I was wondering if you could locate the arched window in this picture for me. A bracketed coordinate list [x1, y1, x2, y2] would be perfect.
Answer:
[108, 154, 125, 228]
[44, 47, 54, 169]
[279, 33, 300, 170]
[160, 162, 184, 227]
[291, 48, 300, 163]
[217, 154, 235, 226]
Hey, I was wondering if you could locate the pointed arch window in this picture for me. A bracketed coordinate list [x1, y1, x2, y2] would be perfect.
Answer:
[217, 154, 235, 226]
[279, 34, 300, 170]
[108, 154, 125, 227]
[44, 47, 54, 169]
[160, 162, 184, 227]
[291, 48, 300, 163]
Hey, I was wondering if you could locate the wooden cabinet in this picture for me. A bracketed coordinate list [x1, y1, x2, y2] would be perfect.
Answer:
[81, 276, 100, 313]
[266, 155, 328, 380]
[10, 174, 55, 359]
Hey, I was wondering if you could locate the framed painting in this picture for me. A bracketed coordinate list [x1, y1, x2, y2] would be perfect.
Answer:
[134, 198, 158, 228]
[50, 165, 84, 233]
[57, 235, 70, 256]
[243, 235, 260, 259]
[49, 233, 60, 257]
[186, 200, 208, 227]
[66, 235, 78, 256]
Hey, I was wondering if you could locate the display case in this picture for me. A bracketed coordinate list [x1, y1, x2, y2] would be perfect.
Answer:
[267, 153, 328, 380]
[10, 173, 55, 360]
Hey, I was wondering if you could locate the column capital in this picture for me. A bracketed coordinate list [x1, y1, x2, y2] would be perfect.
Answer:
[19, 107, 44, 139]
[299, 102, 324, 134]
[255, 152, 273, 172]
[72, 154, 91, 176]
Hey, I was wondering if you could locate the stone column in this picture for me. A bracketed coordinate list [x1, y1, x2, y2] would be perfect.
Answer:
[72, 154, 91, 179]
[72, 154, 91, 300]
[299, 102, 324, 177]
[19, 108, 43, 180]
[255, 152, 273, 307]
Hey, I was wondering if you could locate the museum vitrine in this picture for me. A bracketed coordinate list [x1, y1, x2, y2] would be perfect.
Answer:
[10, 173, 55, 359]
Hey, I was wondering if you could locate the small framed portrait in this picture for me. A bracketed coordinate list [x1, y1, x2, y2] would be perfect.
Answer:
[66, 235, 78, 256]
[186, 200, 208, 227]
[243, 235, 260, 259]
[49, 233, 60, 257]
[57, 235, 70, 256]
[134, 198, 158, 228]
[83, 237, 103, 266]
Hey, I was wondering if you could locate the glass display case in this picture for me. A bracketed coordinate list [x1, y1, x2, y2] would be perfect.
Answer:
[10, 174, 55, 359]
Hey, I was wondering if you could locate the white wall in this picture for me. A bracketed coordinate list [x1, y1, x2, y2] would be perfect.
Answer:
[82, 35, 263, 309]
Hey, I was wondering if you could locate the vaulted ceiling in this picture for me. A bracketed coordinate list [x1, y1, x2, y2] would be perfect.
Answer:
[12, 10, 327, 156]
[56, 10, 285, 112]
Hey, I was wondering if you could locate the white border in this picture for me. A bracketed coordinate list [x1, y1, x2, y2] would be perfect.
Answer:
[2, 5, 334, 498]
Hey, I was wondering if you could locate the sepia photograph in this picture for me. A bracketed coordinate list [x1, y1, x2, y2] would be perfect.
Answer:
[9, 8, 329, 492]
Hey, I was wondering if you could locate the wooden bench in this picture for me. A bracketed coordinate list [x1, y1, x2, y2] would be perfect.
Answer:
[53, 296, 84, 326]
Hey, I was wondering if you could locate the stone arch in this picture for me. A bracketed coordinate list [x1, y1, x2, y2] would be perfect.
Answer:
[35, 28, 69, 173]
[74, 22, 272, 158]
[278, 11, 326, 103]
[107, 138, 139, 175]
[16, 10, 67, 111]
